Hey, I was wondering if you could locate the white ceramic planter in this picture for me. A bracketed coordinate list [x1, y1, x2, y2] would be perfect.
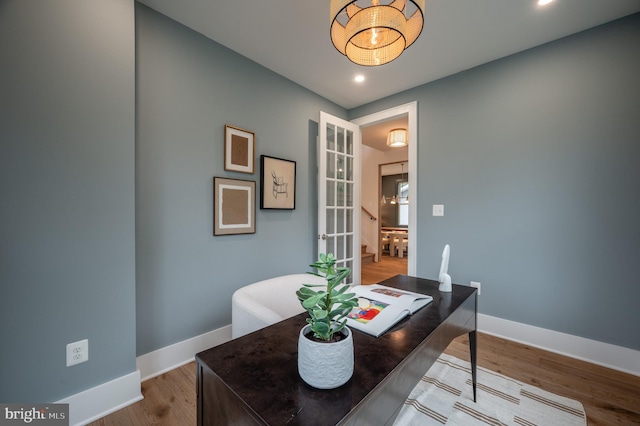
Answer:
[297, 324, 354, 389]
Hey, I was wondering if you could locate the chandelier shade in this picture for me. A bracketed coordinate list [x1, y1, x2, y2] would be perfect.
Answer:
[330, 0, 425, 66]
[387, 128, 408, 148]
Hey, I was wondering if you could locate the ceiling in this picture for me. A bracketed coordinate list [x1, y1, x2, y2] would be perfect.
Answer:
[136, 0, 640, 110]
[361, 115, 409, 152]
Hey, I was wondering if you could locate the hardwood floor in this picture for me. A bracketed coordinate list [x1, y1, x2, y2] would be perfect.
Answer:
[90, 258, 640, 425]
[89, 362, 197, 425]
[445, 334, 640, 425]
[361, 253, 408, 284]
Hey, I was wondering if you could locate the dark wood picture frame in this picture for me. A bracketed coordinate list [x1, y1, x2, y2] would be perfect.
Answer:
[213, 177, 256, 235]
[224, 125, 255, 174]
[260, 155, 296, 210]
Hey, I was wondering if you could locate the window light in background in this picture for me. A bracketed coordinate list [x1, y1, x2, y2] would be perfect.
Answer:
[330, 0, 425, 66]
[399, 162, 408, 203]
[387, 128, 408, 148]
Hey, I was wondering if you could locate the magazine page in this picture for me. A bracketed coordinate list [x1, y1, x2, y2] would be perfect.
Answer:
[345, 297, 408, 337]
[352, 284, 432, 313]
[345, 284, 433, 337]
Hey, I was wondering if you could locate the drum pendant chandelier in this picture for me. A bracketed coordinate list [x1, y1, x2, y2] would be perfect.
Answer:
[330, 0, 425, 66]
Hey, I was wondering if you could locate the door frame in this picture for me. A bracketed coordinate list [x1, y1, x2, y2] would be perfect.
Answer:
[351, 101, 418, 276]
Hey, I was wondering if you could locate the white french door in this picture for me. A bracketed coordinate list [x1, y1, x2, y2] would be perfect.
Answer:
[318, 112, 361, 285]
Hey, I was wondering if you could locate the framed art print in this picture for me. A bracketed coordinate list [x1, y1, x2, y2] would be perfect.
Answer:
[260, 155, 296, 210]
[224, 125, 255, 174]
[213, 177, 256, 235]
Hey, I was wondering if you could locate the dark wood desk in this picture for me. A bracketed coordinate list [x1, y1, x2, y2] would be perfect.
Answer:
[196, 275, 477, 426]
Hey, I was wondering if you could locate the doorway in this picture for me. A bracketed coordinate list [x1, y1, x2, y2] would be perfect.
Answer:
[352, 102, 418, 281]
[360, 161, 410, 284]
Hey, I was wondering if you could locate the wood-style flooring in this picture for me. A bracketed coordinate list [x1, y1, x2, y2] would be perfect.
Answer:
[90, 255, 640, 425]
[361, 253, 408, 284]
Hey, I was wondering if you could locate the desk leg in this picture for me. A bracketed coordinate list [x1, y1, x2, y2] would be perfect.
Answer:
[469, 330, 477, 402]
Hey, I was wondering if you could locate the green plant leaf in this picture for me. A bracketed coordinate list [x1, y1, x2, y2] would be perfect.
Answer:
[297, 287, 319, 297]
[332, 319, 347, 335]
[313, 309, 327, 320]
[312, 321, 330, 339]
[333, 285, 350, 295]
[332, 291, 356, 301]
[302, 293, 325, 308]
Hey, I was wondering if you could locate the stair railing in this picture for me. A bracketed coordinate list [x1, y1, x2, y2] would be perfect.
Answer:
[361, 206, 377, 221]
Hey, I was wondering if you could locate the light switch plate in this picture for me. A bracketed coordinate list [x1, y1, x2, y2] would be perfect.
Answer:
[433, 204, 444, 216]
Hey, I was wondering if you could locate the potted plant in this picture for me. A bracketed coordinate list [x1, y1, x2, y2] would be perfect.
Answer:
[296, 253, 359, 389]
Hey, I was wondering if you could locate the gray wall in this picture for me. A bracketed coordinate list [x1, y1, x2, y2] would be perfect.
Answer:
[135, 5, 346, 354]
[0, 0, 136, 401]
[350, 14, 640, 350]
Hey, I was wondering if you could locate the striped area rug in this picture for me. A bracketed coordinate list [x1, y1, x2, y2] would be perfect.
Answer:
[394, 353, 586, 426]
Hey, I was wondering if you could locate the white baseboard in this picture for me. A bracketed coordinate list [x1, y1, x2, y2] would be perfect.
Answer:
[136, 324, 232, 382]
[478, 313, 640, 377]
[56, 369, 143, 426]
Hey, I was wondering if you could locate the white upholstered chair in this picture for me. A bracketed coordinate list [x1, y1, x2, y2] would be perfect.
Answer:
[231, 273, 326, 339]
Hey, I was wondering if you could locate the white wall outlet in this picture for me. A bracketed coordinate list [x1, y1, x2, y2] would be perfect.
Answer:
[66, 339, 89, 367]
[470, 281, 481, 295]
[432, 204, 444, 216]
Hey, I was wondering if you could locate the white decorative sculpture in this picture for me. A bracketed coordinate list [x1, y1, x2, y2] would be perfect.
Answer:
[438, 244, 452, 292]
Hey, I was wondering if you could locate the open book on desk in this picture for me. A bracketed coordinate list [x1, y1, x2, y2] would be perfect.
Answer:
[345, 284, 433, 337]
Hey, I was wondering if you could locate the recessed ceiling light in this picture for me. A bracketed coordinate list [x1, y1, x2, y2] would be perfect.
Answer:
[538, 0, 554, 5]
[354, 75, 365, 83]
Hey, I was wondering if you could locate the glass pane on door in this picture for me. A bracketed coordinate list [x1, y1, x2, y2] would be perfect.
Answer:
[337, 127, 344, 153]
[326, 210, 335, 236]
[326, 236, 335, 256]
[337, 208, 344, 233]
[326, 123, 335, 151]
[346, 183, 353, 207]
[326, 181, 334, 207]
